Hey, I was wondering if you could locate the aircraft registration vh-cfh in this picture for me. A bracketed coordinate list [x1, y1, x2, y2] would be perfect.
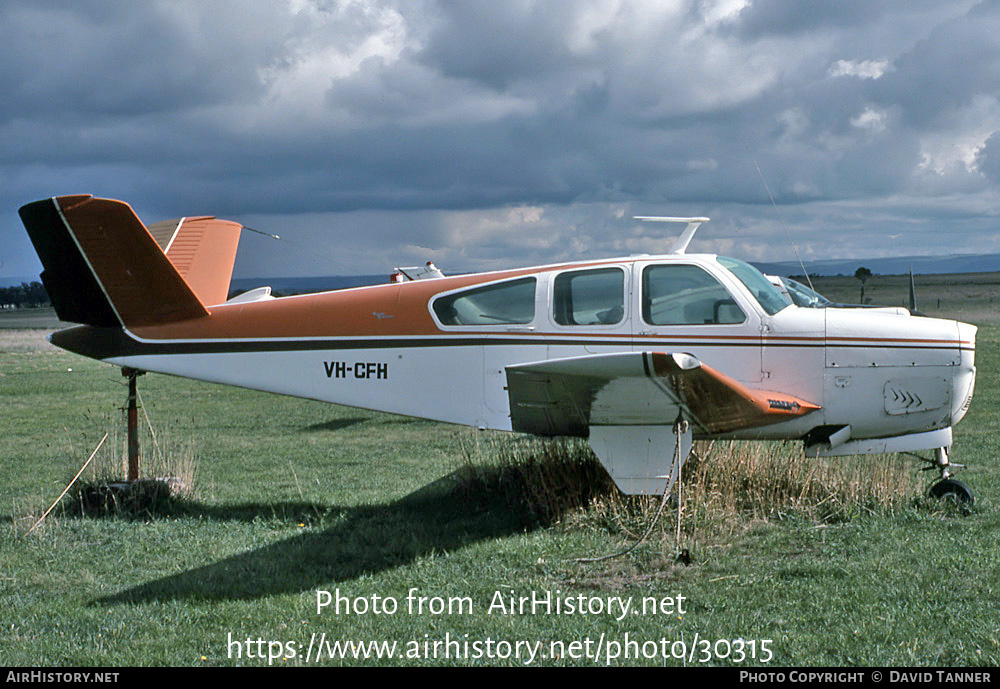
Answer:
[19, 195, 978, 503]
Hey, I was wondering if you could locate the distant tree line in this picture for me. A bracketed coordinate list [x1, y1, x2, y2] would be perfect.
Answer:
[0, 281, 50, 308]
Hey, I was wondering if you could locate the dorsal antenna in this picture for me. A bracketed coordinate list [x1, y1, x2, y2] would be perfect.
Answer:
[634, 216, 710, 254]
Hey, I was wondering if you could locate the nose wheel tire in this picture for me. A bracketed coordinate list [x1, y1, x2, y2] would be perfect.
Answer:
[928, 479, 974, 508]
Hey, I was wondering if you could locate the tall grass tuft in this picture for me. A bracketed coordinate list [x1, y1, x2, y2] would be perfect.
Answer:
[458, 433, 920, 548]
[62, 417, 198, 518]
[684, 439, 918, 520]
[657, 440, 920, 549]
[455, 434, 617, 526]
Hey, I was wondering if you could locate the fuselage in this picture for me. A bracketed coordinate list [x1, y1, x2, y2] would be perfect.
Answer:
[50, 253, 976, 448]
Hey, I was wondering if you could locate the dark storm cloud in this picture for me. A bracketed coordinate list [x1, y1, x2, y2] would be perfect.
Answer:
[733, 0, 893, 37]
[416, 1, 581, 90]
[0, 2, 279, 122]
[875, 1, 1000, 129]
[1, 0, 998, 279]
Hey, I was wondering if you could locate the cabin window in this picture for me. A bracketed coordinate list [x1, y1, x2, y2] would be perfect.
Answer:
[433, 277, 536, 325]
[553, 267, 625, 326]
[642, 264, 746, 325]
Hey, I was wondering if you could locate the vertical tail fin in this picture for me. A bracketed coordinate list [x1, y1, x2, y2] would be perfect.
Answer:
[19, 195, 221, 327]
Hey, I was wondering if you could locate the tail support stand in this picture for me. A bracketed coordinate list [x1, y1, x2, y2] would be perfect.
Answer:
[122, 368, 145, 482]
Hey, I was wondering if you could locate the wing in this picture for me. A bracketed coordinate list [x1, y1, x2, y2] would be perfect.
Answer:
[505, 351, 821, 495]
[506, 351, 820, 437]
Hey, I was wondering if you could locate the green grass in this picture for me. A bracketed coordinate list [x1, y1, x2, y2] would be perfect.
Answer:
[0, 306, 71, 330]
[1, 310, 999, 666]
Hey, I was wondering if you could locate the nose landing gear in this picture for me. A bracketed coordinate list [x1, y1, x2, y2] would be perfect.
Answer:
[928, 478, 974, 506]
[923, 447, 974, 508]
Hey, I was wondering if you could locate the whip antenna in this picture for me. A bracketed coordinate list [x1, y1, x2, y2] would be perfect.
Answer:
[242, 225, 281, 240]
[753, 160, 814, 292]
[242, 225, 358, 274]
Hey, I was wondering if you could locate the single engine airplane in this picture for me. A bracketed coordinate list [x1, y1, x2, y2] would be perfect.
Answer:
[19, 196, 978, 502]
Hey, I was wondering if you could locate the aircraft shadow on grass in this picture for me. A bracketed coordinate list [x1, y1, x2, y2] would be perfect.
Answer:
[301, 416, 424, 433]
[300, 416, 372, 433]
[94, 466, 575, 605]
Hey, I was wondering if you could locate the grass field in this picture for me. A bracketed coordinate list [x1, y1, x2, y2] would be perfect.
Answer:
[1, 275, 998, 667]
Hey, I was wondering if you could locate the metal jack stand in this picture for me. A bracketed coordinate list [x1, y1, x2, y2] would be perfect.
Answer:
[122, 367, 145, 482]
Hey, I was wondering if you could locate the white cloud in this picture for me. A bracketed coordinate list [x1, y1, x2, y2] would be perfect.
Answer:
[828, 58, 891, 79]
[850, 107, 887, 131]
[700, 0, 750, 27]
[566, 0, 624, 54]
[257, 1, 413, 120]
[917, 95, 1000, 175]
[687, 158, 719, 171]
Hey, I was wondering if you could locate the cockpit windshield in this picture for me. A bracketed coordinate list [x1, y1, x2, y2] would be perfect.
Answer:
[717, 256, 791, 315]
[781, 277, 832, 308]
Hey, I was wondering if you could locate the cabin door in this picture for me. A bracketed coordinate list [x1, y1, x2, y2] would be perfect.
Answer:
[631, 261, 764, 384]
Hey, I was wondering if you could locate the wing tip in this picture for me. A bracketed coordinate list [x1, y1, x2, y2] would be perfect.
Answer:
[647, 351, 702, 376]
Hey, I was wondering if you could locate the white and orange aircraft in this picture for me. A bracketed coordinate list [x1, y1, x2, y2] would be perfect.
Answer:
[19, 195, 978, 502]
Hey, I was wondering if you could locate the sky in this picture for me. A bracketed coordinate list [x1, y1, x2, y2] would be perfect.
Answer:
[2, 0, 999, 280]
